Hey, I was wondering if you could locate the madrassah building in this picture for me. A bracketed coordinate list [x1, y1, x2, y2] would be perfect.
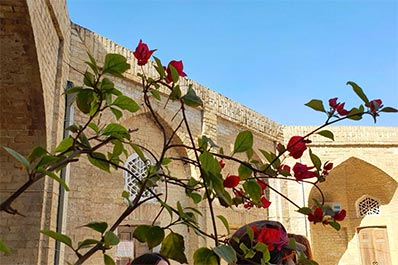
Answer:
[1, 1, 397, 264]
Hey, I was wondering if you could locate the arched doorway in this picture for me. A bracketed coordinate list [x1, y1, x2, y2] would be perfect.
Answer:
[308, 157, 397, 265]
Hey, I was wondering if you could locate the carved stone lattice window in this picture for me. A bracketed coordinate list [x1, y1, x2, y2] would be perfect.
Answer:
[357, 196, 380, 217]
[123, 153, 154, 201]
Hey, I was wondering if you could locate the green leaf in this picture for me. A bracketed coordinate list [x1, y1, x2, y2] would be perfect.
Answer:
[86, 52, 99, 75]
[36, 168, 70, 191]
[309, 149, 321, 171]
[347, 81, 369, 104]
[243, 180, 262, 202]
[153, 56, 165, 77]
[88, 122, 99, 133]
[113, 95, 140, 113]
[238, 163, 252, 179]
[3, 147, 30, 170]
[103, 53, 130, 77]
[305, 99, 326, 113]
[130, 144, 146, 163]
[194, 247, 219, 265]
[103, 123, 130, 140]
[78, 133, 91, 149]
[259, 149, 278, 166]
[254, 242, 270, 263]
[40, 230, 73, 249]
[76, 89, 95, 114]
[169, 64, 179, 83]
[380, 107, 398, 113]
[110, 107, 123, 120]
[103, 253, 116, 265]
[216, 215, 230, 234]
[182, 85, 203, 107]
[317, 130, 334, 141]
[199, 151, 221, 176]
[328, 221, 341, 231]
[151, 89, 161, 101]
[28, 146, 48, 162]
[234, 131, 253, 154]
[146, 226, 165, 249]
[0, 239, 11, 254]
[65, 86, 83, 94]
[347, 106, 364, 120]
[297, 207, 312, 215]
[213, 245, 237, 264]
[99, 78, 115, 91]
[169, 85, 181, 100]
[160, 232, 188, 264]
[88, 152, 110, 172]
[190, 192, 202, 204]
[133, 225, 151, 242]
[77, 239, 100, 250]
[83, 71, 95, 88]
[104, 231, 119, 247]
[83, 222, 108, 234]
[246, 225, 254, 243]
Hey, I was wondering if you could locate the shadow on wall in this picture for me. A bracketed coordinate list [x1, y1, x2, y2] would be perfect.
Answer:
[308, 157, 397, 265]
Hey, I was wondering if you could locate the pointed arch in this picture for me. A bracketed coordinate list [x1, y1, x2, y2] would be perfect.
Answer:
[308, 156, 397, 265]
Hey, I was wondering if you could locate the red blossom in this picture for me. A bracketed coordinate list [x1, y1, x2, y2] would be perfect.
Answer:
[133, 39, 156, 66]
[277, 164, 291, 174]
[308, 207, 324, 223]
[329, 97, 349, 116]
[165, 60, 187, 83]
[223, 175, 240, 188]
[287, 136, 308, 159]
[244, 202, 253, 209]
[323, 162, 333, 171]
[219, 160, 225, 169]
[322, 162, 333, 176]
[256, 227, 282, 251]
[293, 163, 317, 181]
[259, 197, 271, 208]
[257, 179, 267, 194]
[366, 99, 383, 116]
[334, 209, 346, 221]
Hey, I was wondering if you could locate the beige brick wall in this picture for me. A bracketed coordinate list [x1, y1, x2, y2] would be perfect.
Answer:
[284, 126, 398, 265]
[1, 1, 397, 264]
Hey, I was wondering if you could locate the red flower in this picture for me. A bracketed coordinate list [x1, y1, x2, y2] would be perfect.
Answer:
[287, 136, 307, 159]
[256, 227, 282, 251]
[223, 175, 240, 188]
[334, 209, 346, 221]
[366, 99, 383, 116]
[165, 60, 187, 83]
[257, 180, 267, 194]
[293, 163, 317, 181]
[308, 207, 324, 223]
[277, 164, 291, 175]
[133, 39, 156, 66]
[329, 97, 349, 116]
[219, 160, 225, 169]
[323, 162, 333, 171]
[259, 197, 271, 208]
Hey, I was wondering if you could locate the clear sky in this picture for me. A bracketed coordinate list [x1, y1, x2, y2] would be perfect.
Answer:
[67, 0, 398, 126]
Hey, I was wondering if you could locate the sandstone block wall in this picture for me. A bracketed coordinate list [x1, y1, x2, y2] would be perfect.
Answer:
[284, 126, 398, 265]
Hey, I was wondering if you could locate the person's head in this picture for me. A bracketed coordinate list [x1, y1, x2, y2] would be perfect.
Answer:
[229, 220, 306, 265]
[130, 253, 170, 265]
[288, 233, 313, 260]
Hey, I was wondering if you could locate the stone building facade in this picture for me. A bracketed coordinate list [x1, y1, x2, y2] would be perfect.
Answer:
[1, 1, 397, 264]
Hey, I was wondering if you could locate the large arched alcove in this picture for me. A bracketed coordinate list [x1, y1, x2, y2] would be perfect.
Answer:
[308, 157, 397, 265]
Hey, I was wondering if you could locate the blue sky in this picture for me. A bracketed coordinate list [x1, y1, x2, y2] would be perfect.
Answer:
[67, 0, 398, 126]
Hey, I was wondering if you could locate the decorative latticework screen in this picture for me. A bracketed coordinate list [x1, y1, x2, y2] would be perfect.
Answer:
[357, 196, 380, 217]
[123, 153, 154, 201]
